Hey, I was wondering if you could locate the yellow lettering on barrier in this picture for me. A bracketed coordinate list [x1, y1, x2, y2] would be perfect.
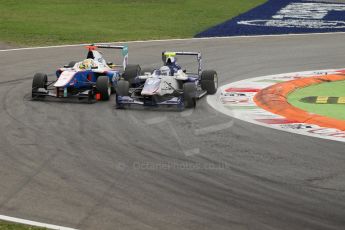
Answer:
[316, 96, 328, 104]
[337, 97, 345, 104]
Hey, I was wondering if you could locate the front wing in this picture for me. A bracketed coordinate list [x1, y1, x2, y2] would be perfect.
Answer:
[116, 89, 207, 108]
[32, 87, 95, 101]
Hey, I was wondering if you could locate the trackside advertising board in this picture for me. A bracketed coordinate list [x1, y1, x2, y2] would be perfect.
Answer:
[196, 0, 345, 37]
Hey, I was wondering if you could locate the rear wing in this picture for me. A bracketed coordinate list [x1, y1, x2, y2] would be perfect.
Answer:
[87, 44, 129, 69]
[162, 51, 202, 75]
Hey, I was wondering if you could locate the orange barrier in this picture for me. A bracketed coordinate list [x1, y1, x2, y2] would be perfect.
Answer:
[254, 74, 345, 131]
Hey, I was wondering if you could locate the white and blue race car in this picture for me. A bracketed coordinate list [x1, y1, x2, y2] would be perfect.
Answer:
[32, 44, 140, 102]
[115, 51, 218, 109]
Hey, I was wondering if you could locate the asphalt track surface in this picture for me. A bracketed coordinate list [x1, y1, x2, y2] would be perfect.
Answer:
[0, 34, 345, 230]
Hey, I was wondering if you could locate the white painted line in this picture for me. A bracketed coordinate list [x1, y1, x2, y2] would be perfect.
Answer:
[0, 214, 77, 230]
[1, 31, 345, 52]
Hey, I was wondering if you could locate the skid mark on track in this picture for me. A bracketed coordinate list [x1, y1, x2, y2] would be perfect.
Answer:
[0, 153, 57, 209]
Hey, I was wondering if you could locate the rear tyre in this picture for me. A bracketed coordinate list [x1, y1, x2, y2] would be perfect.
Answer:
[32, 73, 47, 98]
[183, 82, 197, 108]
[96, 76, 111, 101]
[201, 70, 218, 95]
[122, 64, 141, 84]
[116, 80, 130, 109]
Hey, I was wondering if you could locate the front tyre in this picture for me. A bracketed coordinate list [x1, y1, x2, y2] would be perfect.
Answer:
[32, 73, 48, 98]
[115, 80, 130, 109]
[96, 76, 111, 101]
[116, 80, 130, 96]
[201, 70, 218, 95]
[183, 82, 197, 108]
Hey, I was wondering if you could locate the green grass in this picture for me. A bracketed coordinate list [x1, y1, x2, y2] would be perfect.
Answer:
[0, 221, 46, 230]
[0, 0, 266, 46]
[288, 80, 345, 120]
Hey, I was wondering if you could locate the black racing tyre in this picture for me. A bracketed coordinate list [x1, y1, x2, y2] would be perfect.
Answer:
[122, 64, 141, 84]
[201, 70, 218, 95]
[32, 73, 47, 90]
[67, 61, 76, 68]
[32, 73, 48, 98]
[116, 80, 130, 96]
[96, 76, 111, 101]
[140, 67, 155, 75]
[115, 80, 130, 109]
[183, 82, 197, 108]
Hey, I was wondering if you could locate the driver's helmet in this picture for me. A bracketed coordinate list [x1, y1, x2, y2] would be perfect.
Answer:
[79, 58, 96, 70]
[166, 56, 176, 65]
[164, 52, 177, 65]
[160, 66, 171, 76]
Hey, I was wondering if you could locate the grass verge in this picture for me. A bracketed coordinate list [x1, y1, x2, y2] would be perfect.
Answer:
[0, 0, 266, 46]
[0, 220, 46, 230]
[288, 80, 345, 120]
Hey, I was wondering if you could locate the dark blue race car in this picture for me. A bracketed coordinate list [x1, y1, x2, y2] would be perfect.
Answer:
[115, 51, 218, 109]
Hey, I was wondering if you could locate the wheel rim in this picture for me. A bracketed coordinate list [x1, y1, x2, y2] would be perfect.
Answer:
[214, 74, 218, 88]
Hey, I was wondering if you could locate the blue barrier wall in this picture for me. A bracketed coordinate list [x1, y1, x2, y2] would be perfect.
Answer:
[196, 0, 345, 37]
